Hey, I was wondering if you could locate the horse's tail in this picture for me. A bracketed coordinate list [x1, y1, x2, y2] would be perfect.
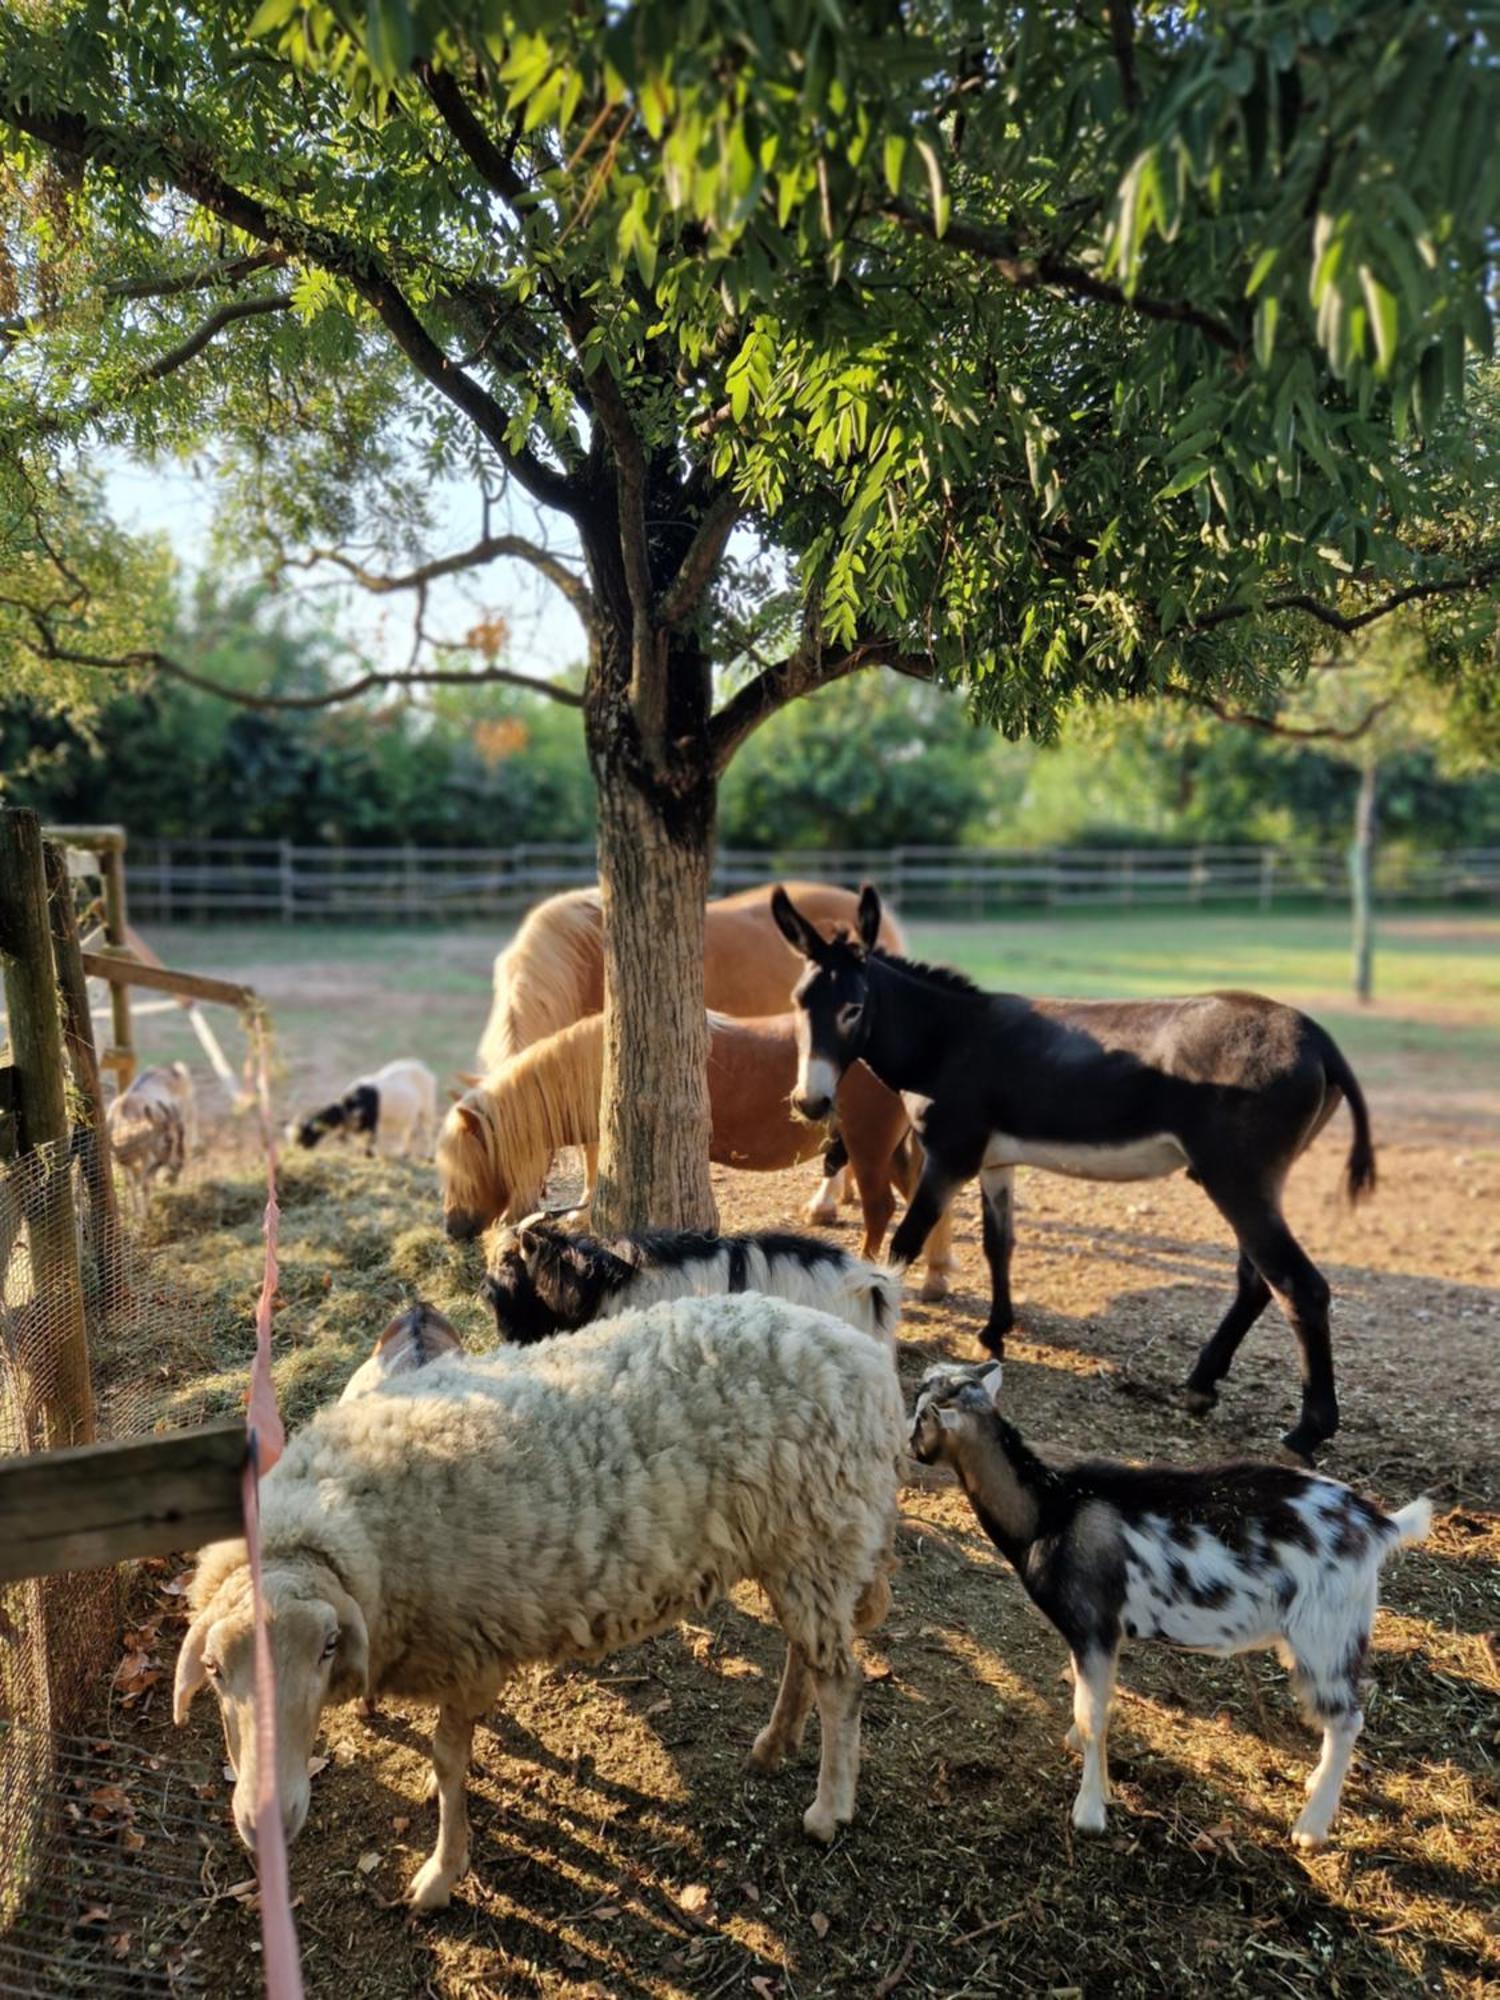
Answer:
[1314, 1024, 1376, 1202]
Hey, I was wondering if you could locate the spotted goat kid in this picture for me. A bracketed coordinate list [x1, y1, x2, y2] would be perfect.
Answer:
[908, 1365, 1431, 1850]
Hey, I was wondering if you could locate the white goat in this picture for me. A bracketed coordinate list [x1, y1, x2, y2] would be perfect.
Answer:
[481, 1220, 901, 1346]
[909, 1363, 1431, 1850]
[106, 1062, 196, 1192]
[289, 1057, 436, 1159]
[176, 1294, 904, 1910]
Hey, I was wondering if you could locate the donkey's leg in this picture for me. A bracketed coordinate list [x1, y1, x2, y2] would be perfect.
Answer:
[1203, 1187, 1338, 1458]
[978, 1164, 1017, 1353]
[807, 1128, 850, 1225]
[889, 1152, 966, 1275]
[1184, 1251, 1273, 1415]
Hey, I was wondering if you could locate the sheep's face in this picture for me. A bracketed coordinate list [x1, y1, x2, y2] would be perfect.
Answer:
[175, 1576, 369, 1852]
[908, 1364, 1003, 1464]
[436, 1099, 503, 1239]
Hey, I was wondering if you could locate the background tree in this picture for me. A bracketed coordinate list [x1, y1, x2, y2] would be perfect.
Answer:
[3, 2, 1498, 1226]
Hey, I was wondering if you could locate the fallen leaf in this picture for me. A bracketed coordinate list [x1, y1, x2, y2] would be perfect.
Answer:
[76, 1904, 111, 1927]
[306, 1756, 329, 1779]
[750, 1980, 778, 2000]
[121, 1830, 146, 1854]
[678, 1883, 713, 1919]
[391, 1816, 411, 1835]
[356, 1852, 381, 1876]
[810, 1910, 830, 1940]
[644, 1695, 672, 1716]
[108, 1932, 132, 1961]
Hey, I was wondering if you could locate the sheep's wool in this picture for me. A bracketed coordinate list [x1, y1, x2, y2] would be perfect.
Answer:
[191, 1293, 905, 1697]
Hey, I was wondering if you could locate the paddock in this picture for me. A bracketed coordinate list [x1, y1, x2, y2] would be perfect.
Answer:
[35, 909, 1496, 1999]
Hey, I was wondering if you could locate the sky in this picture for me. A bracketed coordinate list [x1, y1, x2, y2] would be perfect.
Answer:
[104, 453, 591, 689]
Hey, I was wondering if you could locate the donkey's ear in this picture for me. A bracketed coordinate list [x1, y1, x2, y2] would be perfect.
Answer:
[856, 883, 883, 950]
[770, 885, 827, 963]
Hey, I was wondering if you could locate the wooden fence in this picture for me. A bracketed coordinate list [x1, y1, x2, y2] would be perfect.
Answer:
[118, 839, 1500, 923]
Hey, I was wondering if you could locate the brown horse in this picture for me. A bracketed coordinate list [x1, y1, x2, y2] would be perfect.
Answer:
[438, 1011, 955, 1302]
[477, 881, 907, 1069]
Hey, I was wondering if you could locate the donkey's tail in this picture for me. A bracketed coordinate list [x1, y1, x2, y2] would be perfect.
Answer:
[1315, 1025, 1376, 1202]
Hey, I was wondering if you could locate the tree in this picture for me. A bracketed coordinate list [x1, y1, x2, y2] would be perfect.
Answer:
[3, 3, 1498, 1227]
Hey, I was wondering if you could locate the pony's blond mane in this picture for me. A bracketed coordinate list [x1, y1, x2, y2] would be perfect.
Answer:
[479, 889, 604, 1069]
[442, 1015, 605, 1223]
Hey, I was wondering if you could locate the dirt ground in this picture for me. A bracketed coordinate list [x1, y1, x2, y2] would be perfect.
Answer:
[55, 922, 1500, 1999]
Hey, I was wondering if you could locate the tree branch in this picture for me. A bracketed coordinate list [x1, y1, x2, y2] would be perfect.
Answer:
[275, 532, 594, 623]
[708, 634, 936, 775]
[417, 62, 530, 206]
[660, 490, 743, 629]
[0, 250, 288, 340]
[0, 598, 583, 711]
[1, 97, 581, 517]
[883, 198, 1241, 354]
[1106, 0, 1141, 111]
[1166, 686, 1394, 742]
[1191, 565, 1500, 635]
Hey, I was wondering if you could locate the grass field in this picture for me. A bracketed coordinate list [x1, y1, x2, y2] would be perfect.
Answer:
[141, 906, 1500, 1143]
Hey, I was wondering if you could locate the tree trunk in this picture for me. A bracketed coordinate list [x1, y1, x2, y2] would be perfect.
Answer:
[1349, 759, 1378, 1004]
[585, 615, 718, 1235]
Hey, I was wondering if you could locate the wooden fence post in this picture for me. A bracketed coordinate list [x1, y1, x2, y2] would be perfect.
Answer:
[43, 843, 124, 1312]
[280, 840, 295, 922]
[99, 837, 135, 1088]
[0, 808, 97, 1451]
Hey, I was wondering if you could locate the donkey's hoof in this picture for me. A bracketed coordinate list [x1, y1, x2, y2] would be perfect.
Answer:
[804, 1202, 838, 1225]
[1183, 1385, 1218, 1416]
[918, 1274, 950, 1304]
[979, 1324, 1009, 1359]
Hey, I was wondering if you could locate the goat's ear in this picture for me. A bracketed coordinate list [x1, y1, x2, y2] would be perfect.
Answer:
[174, 1613, 213, 1723]
[325, 1586, 370, 1702]
[935, 1406, 965, 1432]
[770, 885, 826, 963]
[515, 1225, 541, 1256]
[981, 1362, 1004, 1409]
[856, 882, 883, 950]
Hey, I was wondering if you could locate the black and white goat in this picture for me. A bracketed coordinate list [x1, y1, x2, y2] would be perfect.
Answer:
[481, 1220, 901, 1345]
[289, 1058, 436, 1159]
[909, 1364, 1431, 1850]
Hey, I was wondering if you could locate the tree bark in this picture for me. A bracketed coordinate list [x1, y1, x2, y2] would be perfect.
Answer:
[584, 598, 718, 1234]
[1350, 759, 1378, 1004]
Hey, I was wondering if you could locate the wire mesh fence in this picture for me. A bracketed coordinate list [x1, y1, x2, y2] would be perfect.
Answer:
[0, 1128, 223, 1995]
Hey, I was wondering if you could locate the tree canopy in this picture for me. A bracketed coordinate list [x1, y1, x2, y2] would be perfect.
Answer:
[3, 1, 1499, 739]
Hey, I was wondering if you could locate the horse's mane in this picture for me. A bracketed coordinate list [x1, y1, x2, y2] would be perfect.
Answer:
[479, 888, 604, 1067]
[870, 946, 982, 997]
[447, 1015, 604, 1217]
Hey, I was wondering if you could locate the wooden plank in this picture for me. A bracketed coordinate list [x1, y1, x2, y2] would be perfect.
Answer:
[100, 845, 134, 1086]
[0, 1421, 247, 1581]
[81, 950, 257, 1013]
[0, 809, 95, 1452]
[43, 825, 128, 855]
[46, 842, 124, 1312]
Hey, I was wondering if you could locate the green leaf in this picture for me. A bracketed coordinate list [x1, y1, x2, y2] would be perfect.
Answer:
[882, 133, 907, 197]
[245, 0, 298, 36]
[1244, 246, 1279, 298]
[914, 137, 948, 237]
[1359, 268, 1398, 374]
[1253, 294, 1279, 368]
[1157, 462, 1211, 499]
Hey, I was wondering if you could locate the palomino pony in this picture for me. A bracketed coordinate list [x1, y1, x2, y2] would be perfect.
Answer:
[437, 1011, 955, 1300]
[773, 883, 1375, 1460]
[476, 881, 908, 1215]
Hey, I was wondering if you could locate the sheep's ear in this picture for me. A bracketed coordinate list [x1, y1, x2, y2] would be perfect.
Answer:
[981, 1363, 1004, 1409]
[856, 883, 883, 950]
[174, 1614, 212, 1723]
[325, 1586, 370, 1702]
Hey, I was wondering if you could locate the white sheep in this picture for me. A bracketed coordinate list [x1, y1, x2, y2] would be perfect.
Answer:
[289, 1057, 436, 1159]
[481, 1220, 901, 1345]
[175, 1294, 905, 1910]
[909, 1363, 1432, 1850]
[106, 1061, 197, 1193]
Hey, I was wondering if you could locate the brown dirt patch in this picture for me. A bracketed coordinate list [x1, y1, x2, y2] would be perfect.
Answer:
[85, 1102, 1499, 2000]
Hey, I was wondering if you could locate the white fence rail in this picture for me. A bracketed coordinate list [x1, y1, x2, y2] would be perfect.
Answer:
[119, 840, 1500, 923]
